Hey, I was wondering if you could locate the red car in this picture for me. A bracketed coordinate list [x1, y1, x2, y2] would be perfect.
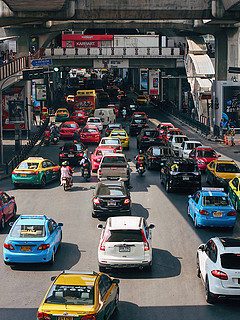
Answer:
[157, 122, 175, 134]
[132, 112, 148, 120]
[80, 125, 101, 143]
[69, 110, 88, 124]
[189, 146, 218, 171]
[91, 146, 116, 172]
[106, 104, 119, 117]
[60, 121, 81, 138]
[0, 191, 17, 229]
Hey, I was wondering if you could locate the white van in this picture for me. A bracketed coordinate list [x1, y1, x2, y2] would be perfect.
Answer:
[94, 108, 116, 126]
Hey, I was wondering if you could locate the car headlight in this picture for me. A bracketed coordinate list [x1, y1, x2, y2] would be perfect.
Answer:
[170, 171, 178, 175]
[193, 171, 200, 175]
[197, 159, 205, 164]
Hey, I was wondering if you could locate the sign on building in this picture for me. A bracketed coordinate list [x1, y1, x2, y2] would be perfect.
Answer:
[149, 69, 159, 95]
[8, 100, 25, 124]
[140, 69, 148, 91]
[36, 84, 47, 101]
[94, 59, 129, 69]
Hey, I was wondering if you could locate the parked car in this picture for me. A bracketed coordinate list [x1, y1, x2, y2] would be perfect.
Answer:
[0, 192, 17, 230]
[60, 121, 81, 139]
[3, 215, 63, 265]
[59, 142, 87, 165]
[160, 158, 201, 192]
[168, 135, 189, 156]
[86, 117, 103, 131]
[188, 187, 236, 228]
[12, 157, 60, 187]
[146, 146, 174, 170]
[99, 137, 123, 153]
[189, 146, 218, 171]
[105, 123, 122, 136]
[228, 176, 240, 211]
[92, 181, 131, 218]
[179, 140, 202, 158]
[37, 271, 119, 319]
[69, 110, 88, 124]
[197, 237, 240, 303]
[129, 117, 149, 136]
[80, 125, 101, 143]
[91, 146, 116, 173]
[137, 128, 163, 150]
[97, 216, 155, 272]
[206, 158, 240, 190]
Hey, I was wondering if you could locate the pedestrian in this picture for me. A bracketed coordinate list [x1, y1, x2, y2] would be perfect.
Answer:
[32, 110, 38, 126]
[191, 108, 195, 120]
[230, 127, 235, 146]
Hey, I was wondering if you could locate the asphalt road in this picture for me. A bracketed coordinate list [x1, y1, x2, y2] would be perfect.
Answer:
[0, 104, 240, 320]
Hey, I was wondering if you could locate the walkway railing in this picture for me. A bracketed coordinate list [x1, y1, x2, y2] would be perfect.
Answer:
[44, 47, 182, 58]
[0, 56, 28, 81]
[5, 119, 49, 175]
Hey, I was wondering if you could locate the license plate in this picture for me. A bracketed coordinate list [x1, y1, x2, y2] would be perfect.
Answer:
[213, 211, 223, 217]
[119, 246, 130, 252]
[58, 317, 73, 320]
[20, 174, 27, 177]
[182, 177, 189, 180]
[108, 201, 116, 206]
[20, 246, 31, 252]
[68, 154, 74, 157]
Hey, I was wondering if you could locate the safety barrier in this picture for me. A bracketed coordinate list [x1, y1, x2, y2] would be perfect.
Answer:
[223, 128, 240, 146]
[5, 119, 49, 175]
[0, 56, 28, 81]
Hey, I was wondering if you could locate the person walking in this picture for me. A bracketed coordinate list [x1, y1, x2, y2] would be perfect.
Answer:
[230, 127, 235, 146]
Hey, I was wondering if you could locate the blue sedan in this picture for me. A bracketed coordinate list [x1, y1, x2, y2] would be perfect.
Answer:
[3, 215, 63, 265]
[187, 187, 236, 228]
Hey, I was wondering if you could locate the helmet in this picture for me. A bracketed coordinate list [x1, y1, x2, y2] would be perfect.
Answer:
[62, 161, 67, 166]
[139, 150, 143, 154]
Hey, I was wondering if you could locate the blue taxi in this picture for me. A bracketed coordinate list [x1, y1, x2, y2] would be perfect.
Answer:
[3, 215, 63, 265]
[187, 188, 236, 228]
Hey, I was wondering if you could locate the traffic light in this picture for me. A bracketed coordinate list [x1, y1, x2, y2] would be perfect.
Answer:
[59, 66, 70, 72]
[22, 68, 44, 80]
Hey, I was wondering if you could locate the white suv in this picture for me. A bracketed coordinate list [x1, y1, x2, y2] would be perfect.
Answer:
[168, 135, 189, 156]
[197, 237, 240, 304]
[179, 140, 202, 158]
[97, 216, 155, 272]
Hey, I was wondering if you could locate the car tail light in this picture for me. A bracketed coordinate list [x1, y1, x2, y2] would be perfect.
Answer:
[98, 169, 101, 177]
[144, 124, 149, 127]
[4, 243, 14, 250]
[52, 168, 59, 172]
[199, 210, 209, 215]
[100, 229, 109, 251]
[157, 136, 162, 139]
[125, 138, 129, 141]
[151, 156, 157, 160]
[227, 211, 236, 216]
[141, 229, 150, 251]
[93, 198, 100, 205]
[131, 124, 137, 127]
[37, 244, 50, 250]
[12, 171, 17, 175]
[141, 136, 148, 139]
[37, 311, 51, 320]
[81, 315, 97, 320]
[124, 198, 130, 205]
[211, 270, 228, 280]
[28, 171, 39, 175]
[59, 154, 65, 158]
[77, 153, 83, 157]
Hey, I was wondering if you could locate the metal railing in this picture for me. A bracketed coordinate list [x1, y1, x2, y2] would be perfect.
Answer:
[5, 119, 49, 175]
[0, 56, 28, 81]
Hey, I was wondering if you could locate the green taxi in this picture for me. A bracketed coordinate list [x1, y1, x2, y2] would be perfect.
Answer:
[228, 176, 240, 211]
[55, 108, 70, 122]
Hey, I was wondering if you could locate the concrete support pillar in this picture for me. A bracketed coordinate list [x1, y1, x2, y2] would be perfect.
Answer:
[178, 77, 182, 110]
[214, 30, 228, 81]
[26, 80, 32, 132]
[17, 33, 30, 57]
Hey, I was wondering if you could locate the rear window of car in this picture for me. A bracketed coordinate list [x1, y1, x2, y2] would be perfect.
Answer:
[132, 119, 146, 124]
[174, 163, 198, 172]
[108, 125, 121, 129]
[102, 156, 126, 164]
[154, 148, 171, 156]
[83, 128, 97, 133]
[221, 253, 240, 270]
[102, 139, 120, 145]
[175, 137, 188, 143]
[98, 185, 126, 196]
[216, 163, 240, 173]
[18, 162, 39, 170]
[96, 149, 115, 156]
[170, 131, 181, 135]
[62, 123, 77, 129]
[106, 230, 143, 242]
[202, 196, 230, 207]
[111, 132, 126, 137]
[186, 143, 201, 150]
[45, 284, 94, 305]
[144, 131, 159, 137]
[73, 112, 84, 116]
[62, 144, 77, 152]
[134, 114, 145, 118]
[197, 150, 216, 158]
[88, 118, 100, 123]
[10, 224, 46, 238]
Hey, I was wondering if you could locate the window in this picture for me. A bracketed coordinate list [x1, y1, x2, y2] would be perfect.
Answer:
[232, 178, 239, 189]
[102, 156, 125, 164]
[1, 193, 9, 204]
[10, 224, 46, 238]
[221, 253, 240, 269]
[18, 162, 39, 170]
[63, 144, 77, 152]
[101, 274, 112, 292]
[83, 128, 97, 133]
[197, 150, 216, 158]
[48, 219, 57, 234]
[111, 132, 126, 137]
[62, 123, 77, 129]
[102, 139, 119, 145]
[186, 143, 201, 150]
[216, 163, 240, 173]
[205, 240, 217, 263]
[143, 131, 159, 138]
[106, 230, 143, 242]
[99, 279, 107, 299]
[202, 196, 230, 207]
[98, 185, 126, 196]
[193, 192, 200, 204]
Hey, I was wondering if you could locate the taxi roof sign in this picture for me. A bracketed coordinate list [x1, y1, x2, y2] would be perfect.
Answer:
[202, 187, 224, 192]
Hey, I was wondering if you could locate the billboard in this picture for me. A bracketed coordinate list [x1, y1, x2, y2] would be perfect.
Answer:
[140, 69, 148, 91]
[93, 59, 129, 69]
[149, 69, 159, 95]
[8, 100, 25, 124]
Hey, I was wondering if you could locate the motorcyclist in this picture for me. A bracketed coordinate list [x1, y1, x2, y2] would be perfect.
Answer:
[79, 152, 91, 176]
[60, 161, 73, 186]
[135, 150, 146, 170]
[122, 107, 127, 118]
[50, 122, 59, 140]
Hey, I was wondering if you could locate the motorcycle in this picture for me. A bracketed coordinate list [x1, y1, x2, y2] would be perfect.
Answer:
[50, 134, 59, 144]
[137, 163, 145, 176]
[44, 131, 50, 146]
[61, 177, 72, 191]
[82, 163, 91, 181]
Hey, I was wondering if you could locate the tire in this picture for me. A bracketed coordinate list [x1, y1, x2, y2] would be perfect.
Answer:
[187, 205, 190, 217]
[0, 215, 5, 230]
[160, 173, 164, 185]
[99, 266, 106, 272]
[165, 180, 171, 193]
[194, 215, 199, 228]
[12, 206, 17, 218]
[196, 255, 201, 278]
[114, 291, 119, 311]
[205, 278, 217, 304]
[206, 172, 210, 185]
[49, 249, 55, 265]
[64, 183, 67, 191]
[147, 161, 151, 170]
[143, 262, 152, 272]
[92, 212, 97, 218]
[13, 182, 18, 189]
[41, 176, 46, 187]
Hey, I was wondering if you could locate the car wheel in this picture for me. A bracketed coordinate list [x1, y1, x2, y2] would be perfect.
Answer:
[92, 211, 97, 218]
[235, 199, 239, 212]
[58, 231, 62, 249]
[165, 180, 171, 193]
[12, 206, 17, 218]
[49, 250, 55, 265]
[114, 290, 119, 311]
[0, 216, 5, 230]
[206, 173, 210, 184]
[196, 255, 201, 278]
[41, 176, 46, 187]
[160, 173, 164, 184]
[205, 278, 217, 304]
[13, 182, 18, 189]
[187, 205, 191, 217]
[99, 266, 106, 272]
[194, 215, 199, 228]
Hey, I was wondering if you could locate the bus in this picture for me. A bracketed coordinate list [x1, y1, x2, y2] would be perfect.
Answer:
[74, 90, 96, 116]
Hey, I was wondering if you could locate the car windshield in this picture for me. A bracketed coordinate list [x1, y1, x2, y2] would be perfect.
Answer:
[74, 113, 84, 117]
[45, 284, 94, 305]
[106, 230, 143, 242]
[186, 143, 201, 150]
[18, 162, 39, 170]
[175, 137, 188, 143]
[111, 132, 126, 137]
[202, 196, 230, 206]
[221, 253, 240, 270]
[216, 163, 240, 173]
[102, 139, 120, 145]
[98, 185, 126, 196]
[62, 144, 77, 152]
[102, 156, 125, 164]
[88, 119, 100, 123]
[58, 110, 67, 114]
[83, 128, 97, 133]
[134, 114, 145, 118]
[10, 224, 46, 238]
[144, 131, 159, 138]
[96, 149, 115, 156]
[62, 123, 77, 129]
[138, 96, 145, 99]
[197, 150, 215, 157]
[133, 119, 146, 124]
[170, 131, 181, 135]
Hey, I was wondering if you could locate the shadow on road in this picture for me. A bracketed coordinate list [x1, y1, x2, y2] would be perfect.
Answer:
[131, 202, 149, 220]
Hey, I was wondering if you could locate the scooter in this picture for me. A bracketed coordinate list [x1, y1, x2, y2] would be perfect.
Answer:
[61, 177, 72, 191]
[82, 163, 91, 181]
[50, 134, 59, 144]
[44, 131, 50, 146]
[137, 163, 145, 176]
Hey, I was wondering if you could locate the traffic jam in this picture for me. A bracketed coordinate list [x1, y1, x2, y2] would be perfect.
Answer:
[1, 75, 240, 319]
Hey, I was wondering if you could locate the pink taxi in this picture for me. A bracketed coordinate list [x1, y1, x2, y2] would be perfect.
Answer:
[60, 121, 81, 138]
[80, 125, 101, 143]
[91, 146, 116, 172]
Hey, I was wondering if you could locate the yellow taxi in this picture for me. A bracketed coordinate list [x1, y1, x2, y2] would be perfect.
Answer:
[66, 95, 75, 103]
[37, 271, 119, 320]
[11, 157, 60, 187]
[136, 94, 148, 105]
[228, 176, 240, 211]
[109, 129, 129, 149]
[206, 158, 240, 189]
[55, 108, 70, 122]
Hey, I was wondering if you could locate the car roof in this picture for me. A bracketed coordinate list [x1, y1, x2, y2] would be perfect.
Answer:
[101, 137, 121, 142]
[62, 121, 77, 124]
[108, 123, 121, 127]
[16, 215, 47, 225]
[195, 146, 213, 150]
[55, 271, 98, 286]
[201, 190, 228, 197]
[212, 237, 240, 253]
[57, 108, 68, 111]
[185, 140, 201, 144]
[23, 157, 45, 163]
[107, 216, 142, 230]
[83, 125, 98, 129]
[214, 158, 234, 163]
[172, 135, 188, 138]
[110, 129, 126, 133]
[88, 117, 101, 120]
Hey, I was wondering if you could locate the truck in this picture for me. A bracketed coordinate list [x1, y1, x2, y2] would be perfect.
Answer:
[74, 89, 96, 116]
[97, 153, 130, 185]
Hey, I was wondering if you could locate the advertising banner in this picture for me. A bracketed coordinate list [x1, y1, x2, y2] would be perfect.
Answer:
[140, 69, 148, 91]
[8, 100, 25, 124]
[75, 41, 98, 48]
[93, 59, 129, 69]
[36, 84, 47, 101]
[149, 69, 159, 95]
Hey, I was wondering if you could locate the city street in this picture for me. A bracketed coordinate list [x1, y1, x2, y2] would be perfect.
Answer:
[0, 104, 240, 320]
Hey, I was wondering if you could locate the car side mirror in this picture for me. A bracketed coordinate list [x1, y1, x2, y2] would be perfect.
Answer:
[198, 244, 205, 251]
[51, 276, 56, 281]
[148, 223, 155, 229]
[112, 278, 120, 284]
[97, 224, 104, 229]
[9, 222, 14, 227]
[58, 223, 63, 227]
[10, 196, 15, 200]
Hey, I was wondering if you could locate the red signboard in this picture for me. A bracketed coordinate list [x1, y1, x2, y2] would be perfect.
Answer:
[62, 34, 113, 41]
[75, 41, 98, 48]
